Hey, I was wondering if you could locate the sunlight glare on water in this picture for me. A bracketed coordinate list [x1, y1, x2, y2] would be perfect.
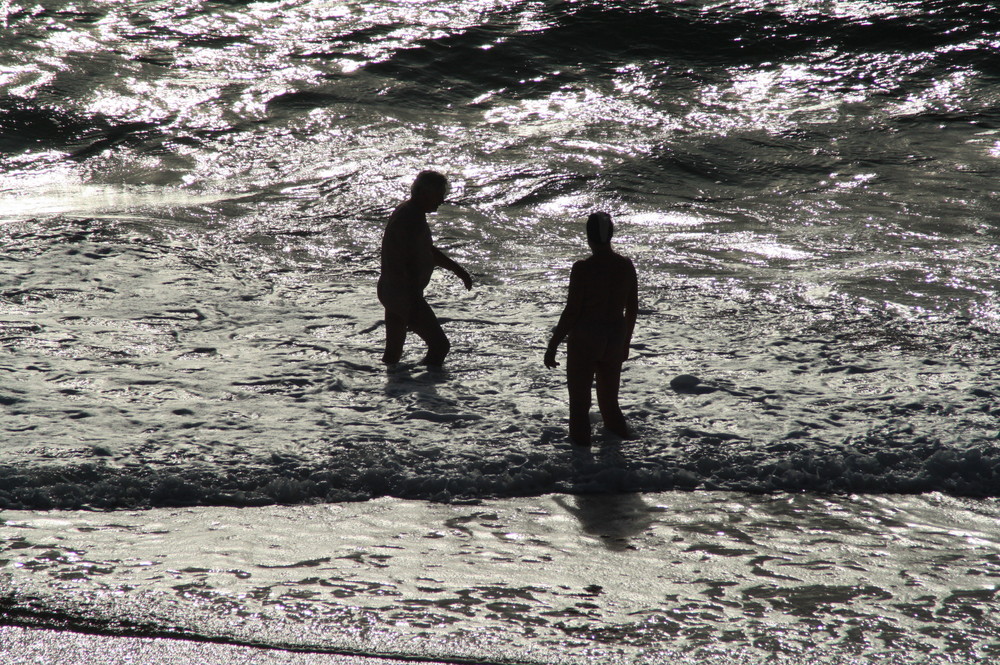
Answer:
[626, 211, 711, 228]
[715, 0, 919, 20]
[3, 2, 1000, 663]
[0, 181, 235, 218]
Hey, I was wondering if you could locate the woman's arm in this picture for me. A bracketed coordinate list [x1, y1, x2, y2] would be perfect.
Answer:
[544, 262, 584, 368]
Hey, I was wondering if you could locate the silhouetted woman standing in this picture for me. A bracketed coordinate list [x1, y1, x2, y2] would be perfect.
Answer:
[545, 212, 638, 445]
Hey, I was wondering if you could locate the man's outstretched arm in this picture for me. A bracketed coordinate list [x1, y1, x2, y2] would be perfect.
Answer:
[432, 246, 473, 290]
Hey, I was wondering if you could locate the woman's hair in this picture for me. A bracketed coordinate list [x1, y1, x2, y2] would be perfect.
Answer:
[586, 211, 614, 245]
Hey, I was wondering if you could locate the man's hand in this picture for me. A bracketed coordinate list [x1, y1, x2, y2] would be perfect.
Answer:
[458, 268, 473, 291]
[544, 347, 559, 369]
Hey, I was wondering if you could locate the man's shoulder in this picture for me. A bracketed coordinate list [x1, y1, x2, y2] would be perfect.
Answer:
[389, 199, 426, 222]
[386, 200, 428, 234]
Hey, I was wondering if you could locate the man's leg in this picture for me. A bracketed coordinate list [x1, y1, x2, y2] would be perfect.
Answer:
[409, 298, 450, 366]
[382, 309, 407, 364]
[595, 361, 630, 438]
[566, 350, 594, 445]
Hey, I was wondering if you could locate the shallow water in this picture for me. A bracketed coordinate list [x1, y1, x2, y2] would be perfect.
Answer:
[3, 0, 1000, 506]
[2, 2, 1000, 662]
[3, 492, 1000, 663]
[3, 206, 999, 506]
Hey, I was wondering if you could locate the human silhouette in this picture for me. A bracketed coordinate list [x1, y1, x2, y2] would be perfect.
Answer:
[544, 212, 638, 445]
[378, 170, 472, 367]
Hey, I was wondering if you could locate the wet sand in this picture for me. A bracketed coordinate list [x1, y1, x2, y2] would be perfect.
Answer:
[0, 626, 454, 665]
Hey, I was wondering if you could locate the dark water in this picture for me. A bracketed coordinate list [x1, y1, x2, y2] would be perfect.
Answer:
[2, 0, 1000, 509]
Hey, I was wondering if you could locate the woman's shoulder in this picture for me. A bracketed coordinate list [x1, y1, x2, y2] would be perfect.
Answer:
[611, 250, 636, 271]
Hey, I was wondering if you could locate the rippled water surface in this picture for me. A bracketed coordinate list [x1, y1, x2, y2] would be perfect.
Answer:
[2, 1, 1000, 661]
[3, 492, 1000, 663]
[2, 0, 999, 507]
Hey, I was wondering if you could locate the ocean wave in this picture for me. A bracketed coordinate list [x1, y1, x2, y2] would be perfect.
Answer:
[0, 98, 164, 161]
[2, 421, 999, 510]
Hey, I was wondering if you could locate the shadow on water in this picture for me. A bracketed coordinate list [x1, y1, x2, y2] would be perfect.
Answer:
[383, 364, 450, 396]
[382, 364, 476, 426]
[555, 493, 661, 552]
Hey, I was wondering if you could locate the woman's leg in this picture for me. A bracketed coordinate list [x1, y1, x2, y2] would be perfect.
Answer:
[566, 349, 594, 445]
[595, 361, 630, 438]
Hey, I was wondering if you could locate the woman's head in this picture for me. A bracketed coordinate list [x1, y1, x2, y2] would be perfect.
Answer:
[586, 211, 614, 248]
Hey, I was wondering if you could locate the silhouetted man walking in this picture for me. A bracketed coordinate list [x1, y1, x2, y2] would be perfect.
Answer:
[378, 170, 472, 367]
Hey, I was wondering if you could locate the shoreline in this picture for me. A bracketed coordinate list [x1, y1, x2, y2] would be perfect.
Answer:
[0, 625, 462, 665]
[2, 492, 999, 664]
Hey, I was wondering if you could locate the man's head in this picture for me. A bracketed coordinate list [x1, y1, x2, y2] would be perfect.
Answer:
[411, 170, 449, 212]
[586, 211, 614, 249]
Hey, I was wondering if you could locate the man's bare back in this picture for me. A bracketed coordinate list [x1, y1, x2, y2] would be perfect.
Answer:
[378, 199, 436, 317]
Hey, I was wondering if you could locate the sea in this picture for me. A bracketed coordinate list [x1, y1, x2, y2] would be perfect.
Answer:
[1, 0, 999, 663]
